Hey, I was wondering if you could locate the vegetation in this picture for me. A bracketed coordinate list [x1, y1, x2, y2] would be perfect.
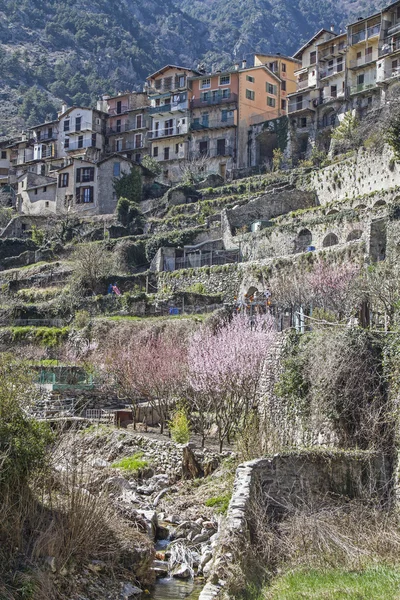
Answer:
[169, 406, 191, 443]
[204, 493, 231, 514]
[112, 452, 149, 473]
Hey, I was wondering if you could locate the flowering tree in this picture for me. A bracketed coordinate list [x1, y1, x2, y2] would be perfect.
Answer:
[305, 260, 360, 319]
[101, 328, 188, 433]
[188, 314, 276, 451]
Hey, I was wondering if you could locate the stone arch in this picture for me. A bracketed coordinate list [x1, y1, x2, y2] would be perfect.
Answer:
[347, 229, 363, 242]
[322, 232, 339, 247]
[374, 199, 387, 208]
[295, 228, 312, 253]
[246, 286, 259, 298]
[326, 209, 339, 215]
[354, 204, 367, 211]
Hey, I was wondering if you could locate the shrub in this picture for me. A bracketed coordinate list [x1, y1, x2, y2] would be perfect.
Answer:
[205, 493, 231, 514]
[112, 452, 149, 473]
[169, 406, 190, 443]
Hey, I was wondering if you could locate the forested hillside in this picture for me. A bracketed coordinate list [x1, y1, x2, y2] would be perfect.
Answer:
[0, 0, 384, 136]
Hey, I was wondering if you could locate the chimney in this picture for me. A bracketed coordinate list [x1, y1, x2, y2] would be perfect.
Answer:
[241, 59, 247, 69]
[234, 62, 240, 71]
[330, 24, 335, 32]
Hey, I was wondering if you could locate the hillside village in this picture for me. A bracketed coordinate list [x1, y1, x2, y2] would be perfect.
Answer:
[3, 2, 400, 600]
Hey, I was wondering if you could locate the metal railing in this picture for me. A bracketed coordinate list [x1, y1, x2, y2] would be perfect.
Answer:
[190, 92, 238, 108]
[190, 117, 235, 130]
[297, 79, 310, 90]
[33, 132, 57, 141]
[189, 145, 234, 158]
[388, 22, 400, 37]
[108, 105, 129, 115]
[350, 81, 376, 94]
[85, 409, 115, 423]
[367, 23, 381, 38]
[320, 65, 344, 79]
[379, 38, 400, 56]
[148, 126, 188, 139]
[350, 54, 377, 68]
[65, 139, 96, 151]
[352, 30, 366, 44]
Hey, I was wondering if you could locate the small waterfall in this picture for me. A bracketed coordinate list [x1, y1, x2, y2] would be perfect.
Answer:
[168, 541, 194, 579]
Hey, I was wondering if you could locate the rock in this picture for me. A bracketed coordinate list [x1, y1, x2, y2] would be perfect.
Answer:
[87, 560, 106, 573]
[136, 509, 158, 539]
[192, 532, 212, 544]
[91, 458, 108, 468]
[171, 564, 192, 579]
[203, 521, 217, 530]
[153, 487, 169, 507]
[103, 476, 132, 492]
[152, 560, 169, 578]
[165, 514, 181, 524]
[44, 556, 56, 573]
[121, 583, 142, 598]
[200, 551, 213, 569]
[156, 524, 170, 540]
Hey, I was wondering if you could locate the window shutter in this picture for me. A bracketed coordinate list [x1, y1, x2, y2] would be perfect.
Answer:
[58, 174, 62, 187]
[90, 187, 94, 203]
[65, 173, 69, 186]
[89, 167, 95, 181]
[76, 168, 81, 183]
[76, 188, 81, 203]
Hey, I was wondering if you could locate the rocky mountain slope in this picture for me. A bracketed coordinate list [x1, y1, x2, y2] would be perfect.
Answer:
[0, 0, 383, 136]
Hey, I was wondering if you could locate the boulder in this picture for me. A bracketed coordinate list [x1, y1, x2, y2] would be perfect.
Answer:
[171, 564, 192, 579]
[121, 583, 142, 598]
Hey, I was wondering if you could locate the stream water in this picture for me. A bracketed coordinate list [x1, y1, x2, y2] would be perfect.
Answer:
[149, 577, 203, 599]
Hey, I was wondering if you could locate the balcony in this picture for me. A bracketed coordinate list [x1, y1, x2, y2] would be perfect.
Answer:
[367, 23, 381, 38]
[288, 98, 318, 113]
[65, 140, 96, 152]
[189, 145, 234, 159]
[190, 92, 238, 108]
[65, 121, 100, 134]
[350, 53, 378, 68]
[37, 147, 57, 159]
[320, 65, 344, 79]
[320, 91, 345, 104]
[107, 122, 130, 134]
[190, 117, 235, 131]
[349, 81, 377, 94]
[388, 22, 400, 37]
[16, 151, 34, 164]
[148, 126, 187, 139]
[33, 131, 58, 142]
[297, 79, 311, 90]
[381, 66, 400, 81]
[379, 38, 400, 56]
[320, 44, 347, 61]
[352, 30, 366, 45]
[113, 140, 145, 152]
[108, 105, 129, 116]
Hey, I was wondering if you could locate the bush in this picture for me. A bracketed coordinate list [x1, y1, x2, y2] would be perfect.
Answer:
[112, 452, 149, 473]
[169, 406, 190, 443]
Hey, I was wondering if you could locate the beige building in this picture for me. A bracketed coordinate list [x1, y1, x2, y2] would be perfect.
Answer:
[17, 172, 57, 215]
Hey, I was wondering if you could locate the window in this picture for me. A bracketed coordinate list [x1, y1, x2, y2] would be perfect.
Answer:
[221, 109, 228, 122]
[267, 83, 277, 95]
[357, 51, 362, 60]
[222, 88, 230, 98]
[300, 117, 307, 128]
[281, 80, 286, 91]
[64, 138, 70, 149]
[59, 173, 69, 187]
[153, 146, 159, 157]
[201, 78, 211, 89]
[164, 147, 170, 160]
[135, 153, 141, 163]
[134, 134, 141, 148]
[366, 46, 373, 58]
[357, 73, 365, 85]
[116, 119, 122, 133]
[76, 167, 94, 183]
[37, 131, 41, 141]
[199, 141, 208, 155]
[164, 119, 173, 135]
[246, 75, 255, 83]
[75, 116, 82, 131]
[113, 162, 120, 177]
[116, 100, 122, 114]
[48, 127, 52, 138]
[175, 143, 179, 154]
[178, 75, 186, 87]
[77, 187, 94, 204]
[136, 114, 142, 129]
[155, 79, 162, 90]
[331, 85, 337, 98]
[201, 91, 210, 102]
[64, 120, 70, 132]
[43, 186, 47, 192]
[91, 134, 96, 147]
[267, 96, 276, 107]
[45, 201, 49, 208]
[164, 76, 172, 90]
[1, 151, 6, 159]
[201, 113, 209, 127]
[78, 135, 83, 149]
[282, 62, 286, 72]
[281, 99, 287, 110]
[217, 139, 226, 155]
[246, 89, 255, 100]
[220, 75, 230, 85]
[116, 139, 122, 152]
[310, 51, 317, 65]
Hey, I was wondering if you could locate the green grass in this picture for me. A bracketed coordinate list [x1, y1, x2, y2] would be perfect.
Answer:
[205, 493, 231, 514]
[111, 452, 149, 473]
[263, 566, 400, 599]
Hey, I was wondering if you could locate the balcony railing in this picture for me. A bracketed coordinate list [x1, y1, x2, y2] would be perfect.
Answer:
[320, 44, 347, 60]
[352, 30, 366, 44]
[33, 132, 58, 142]
[321, 91, 345, 104]
[388, 22, 400, 37]
[350, 53, 377, 68]
[189, 145, 234, 159]
[350, 81, 376, 94]
[320, 65, 344, 79]
[169, 250, 240, 272]
[381, 66, 400, 80]
[37, 148, 57, 159]
[367, 23, 381, 38]
[107, 122, 130, 134]
[297, 79, 310, 90]
[148, 126, 187, 139]
[190, 117, 235, 131]
[113, 140, 145, 152]
[65, 121, 101, 134]
[190, 92, 238, 108]
[379, 38, 400, 56]
[108, 105, 129, 115]
[288, 97, 319, 113]
[17, 151, 34, 164]
[65, 140, 96, 152]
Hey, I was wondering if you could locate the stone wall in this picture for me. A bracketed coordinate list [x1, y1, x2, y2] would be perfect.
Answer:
[302, 146, 400, 206]
[201, 449, 393, 599]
